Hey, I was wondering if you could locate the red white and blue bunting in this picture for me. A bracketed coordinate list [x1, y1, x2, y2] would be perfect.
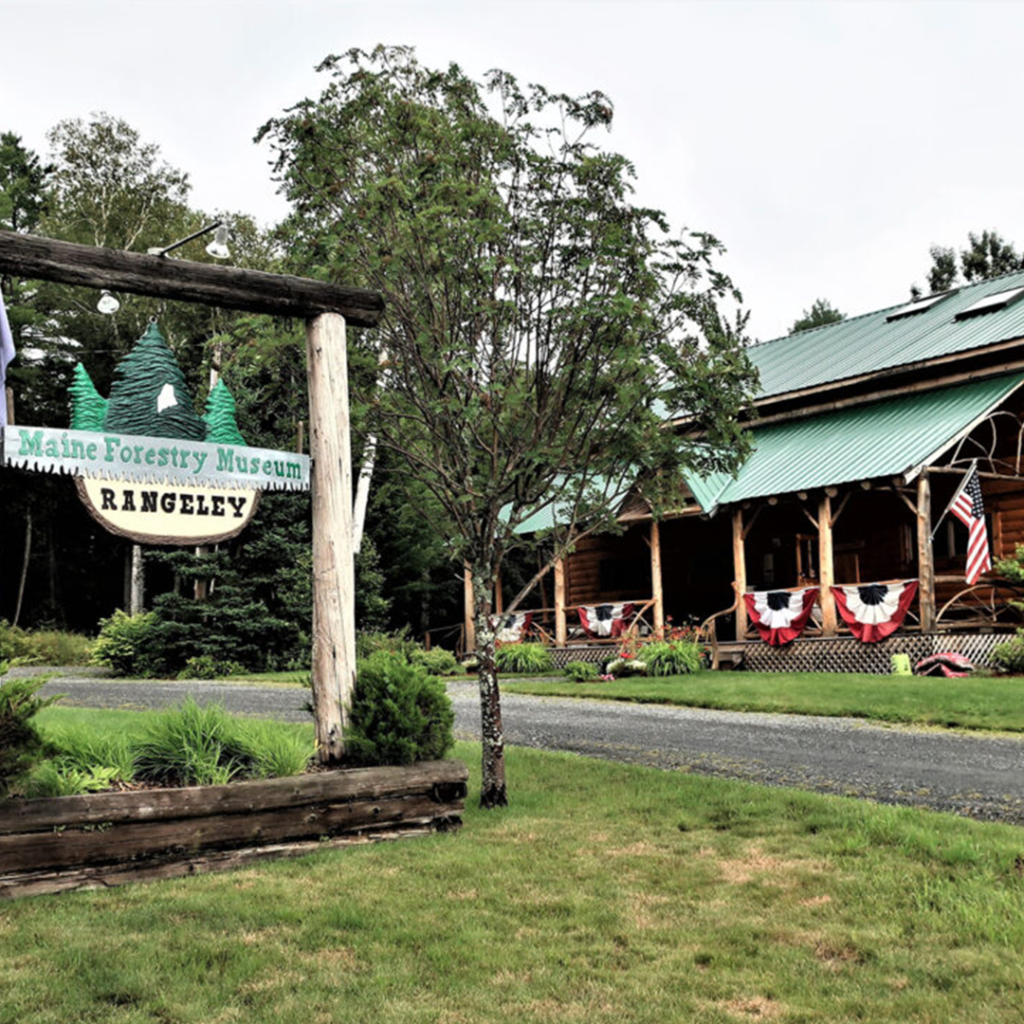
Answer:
[490, 612, 533, 643]
[744, 588, 819, 646]
[831, 580, 918, 643]
[578, 603, 635, 639]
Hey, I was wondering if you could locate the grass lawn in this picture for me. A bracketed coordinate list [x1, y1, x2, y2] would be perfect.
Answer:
[3, 713, 1024, 1021]
[503, 671, 1024, 734]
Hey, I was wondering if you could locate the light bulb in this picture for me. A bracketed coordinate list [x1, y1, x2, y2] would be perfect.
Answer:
[205, 224, 231, 260]
[97, 290, 120, 315]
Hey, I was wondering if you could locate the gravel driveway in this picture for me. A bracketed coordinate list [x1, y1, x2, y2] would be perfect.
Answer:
[22, 669, 1024, 825]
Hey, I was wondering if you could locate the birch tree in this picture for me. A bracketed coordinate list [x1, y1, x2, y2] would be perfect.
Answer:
[260, 45, 758, 806]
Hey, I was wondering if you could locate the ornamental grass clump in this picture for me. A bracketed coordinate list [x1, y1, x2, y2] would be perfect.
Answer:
[345, 653, 455, 767]
[494, 643, 554, 675]
[134, 698, 314, 786]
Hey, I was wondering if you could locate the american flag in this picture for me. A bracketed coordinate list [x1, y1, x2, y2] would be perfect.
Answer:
[950, 464, 991, 585]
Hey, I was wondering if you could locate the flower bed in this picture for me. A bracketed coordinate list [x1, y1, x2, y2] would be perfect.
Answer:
[0, 759, 467, 899]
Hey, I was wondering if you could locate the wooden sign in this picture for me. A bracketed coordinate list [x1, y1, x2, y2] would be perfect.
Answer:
[2, 322, 309, 546]
[75, 478, 260, 545]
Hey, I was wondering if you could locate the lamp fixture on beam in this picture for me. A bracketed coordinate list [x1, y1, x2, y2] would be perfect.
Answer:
[147, 220, 231, 260]
[96, 289, 120, 314]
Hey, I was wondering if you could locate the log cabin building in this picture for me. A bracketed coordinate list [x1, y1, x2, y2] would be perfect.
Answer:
[466, 273, 1024, 671]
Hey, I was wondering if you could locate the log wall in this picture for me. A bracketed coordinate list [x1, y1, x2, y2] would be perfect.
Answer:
[0, 760, 467, 899]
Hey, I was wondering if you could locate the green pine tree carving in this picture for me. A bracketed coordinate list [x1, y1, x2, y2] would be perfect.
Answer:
[102, 322, 207, 440]
[202, 380, 247, 445]
[69, 364, 108, 431]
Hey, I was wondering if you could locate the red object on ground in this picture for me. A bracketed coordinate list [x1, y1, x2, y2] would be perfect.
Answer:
[914, 652, 973, 678]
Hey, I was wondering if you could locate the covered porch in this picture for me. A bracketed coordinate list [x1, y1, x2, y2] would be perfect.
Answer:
[457, 372, 1024, 670]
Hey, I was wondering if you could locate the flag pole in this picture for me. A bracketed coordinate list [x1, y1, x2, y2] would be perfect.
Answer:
[929, 459, 977, 542]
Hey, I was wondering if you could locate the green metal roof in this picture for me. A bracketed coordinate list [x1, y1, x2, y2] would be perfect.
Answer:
[746, 271, 1024, 400]
[686, 372, 1024, 514]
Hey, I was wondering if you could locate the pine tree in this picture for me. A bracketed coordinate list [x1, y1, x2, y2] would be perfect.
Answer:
[68, 364, 108, 431]
[103, 322, 206, 440]
[202, 380, 246, 445]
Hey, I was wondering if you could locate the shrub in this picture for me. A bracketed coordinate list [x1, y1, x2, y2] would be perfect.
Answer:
[177, 655, 246, 680]
[91, 610, 160, 676]
[345, 653, 454, 767]
[642, 640, 704, 677]
[495, 643, 554, 675]
[409, 647, 461, 676]
[991, 631, 1024, 674]
[564, 660, 599, 682]
[23, 630, 92, 666]
[234, 720, 314, 779]
[355, 629, 422, 662]
[0, 679, 60, 797]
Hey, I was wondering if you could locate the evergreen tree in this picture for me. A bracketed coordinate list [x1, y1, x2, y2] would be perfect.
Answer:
[103, 322, 206, 440]
[68, 364, 108, 431]
[202, 380, 247, 444]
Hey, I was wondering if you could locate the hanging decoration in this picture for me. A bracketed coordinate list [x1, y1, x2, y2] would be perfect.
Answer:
[490, 612, 533, 643]
[578, 603, 635, 639]
[1, 321, 310, 545]
[831, 580, 918, 643]
[744, 588, 819, 645]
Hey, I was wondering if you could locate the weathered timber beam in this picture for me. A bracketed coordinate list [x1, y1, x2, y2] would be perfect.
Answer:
[0, 230, 384, 327]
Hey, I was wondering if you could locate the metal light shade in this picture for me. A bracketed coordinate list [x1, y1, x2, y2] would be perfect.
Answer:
[97, 289, 120, 315]
[205, 224, 231, 260]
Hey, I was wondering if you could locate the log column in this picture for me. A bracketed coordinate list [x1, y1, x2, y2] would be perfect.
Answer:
[732, 508, 747, 640]
[306, 313, 356, 765]
[463, 565, 476, 653]
[917, 473, 936, 632]
[650, 520, 664, 634]
[554, 557, 567, 646]
[818, 493, 837, 636]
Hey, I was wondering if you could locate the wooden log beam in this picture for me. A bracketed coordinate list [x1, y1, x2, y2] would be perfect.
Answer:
[0, 230, 384, 327]
[917, 473, 936, 632]
[650, 520, 664, 633]
[306, 313, 356, 764]
[818, 493, 837, 636]
[0, 760, 468, 836]
[732, 509, 747, 641]
[554, 558, 567, 646]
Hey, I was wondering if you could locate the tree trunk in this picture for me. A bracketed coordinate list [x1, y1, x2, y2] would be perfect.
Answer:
[472, 563, 507, 808]
[130, 545, 145, 614]
[13, 510, 32, 628]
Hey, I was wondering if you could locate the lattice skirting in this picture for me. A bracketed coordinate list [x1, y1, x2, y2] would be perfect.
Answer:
[739, 633, 1012, 674]
[549, 645, 616, 668]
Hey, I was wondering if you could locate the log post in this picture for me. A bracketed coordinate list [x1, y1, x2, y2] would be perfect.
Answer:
[917, 472, 936, 632]
[554, 557, 567, 647]
[818, 493, 837, 636]
[463, 565, 476, 653]
[306, 313, 356, 765]
[732, 508, 747, 641]
[650, 520, 664, 634]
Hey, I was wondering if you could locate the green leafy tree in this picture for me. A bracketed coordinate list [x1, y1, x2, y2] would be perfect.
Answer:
[790, 298, 844, 334]
[919, 231, 1024, 295]
[260, 46, 758, 804]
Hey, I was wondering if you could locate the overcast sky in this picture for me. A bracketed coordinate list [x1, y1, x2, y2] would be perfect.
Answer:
[5, 0, 1023, 340]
